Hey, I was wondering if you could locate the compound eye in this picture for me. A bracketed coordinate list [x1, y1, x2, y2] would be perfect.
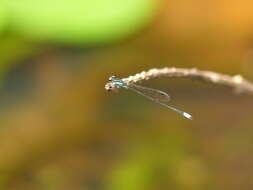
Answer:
[105, 83, 113, 91]
[109, 76, 115, 81]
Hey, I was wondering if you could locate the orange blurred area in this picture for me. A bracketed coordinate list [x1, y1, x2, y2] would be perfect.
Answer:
[0, 0, 253, 189]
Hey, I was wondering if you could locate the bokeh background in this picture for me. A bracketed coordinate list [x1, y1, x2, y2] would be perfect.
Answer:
[0, 0, 253, 189]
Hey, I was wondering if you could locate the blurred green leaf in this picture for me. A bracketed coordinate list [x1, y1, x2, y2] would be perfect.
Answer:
[0, 3, 7, 33]
[6, 0, 156, 45]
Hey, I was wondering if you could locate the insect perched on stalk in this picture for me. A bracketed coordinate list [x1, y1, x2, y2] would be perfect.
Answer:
[108, 76, 192, 120]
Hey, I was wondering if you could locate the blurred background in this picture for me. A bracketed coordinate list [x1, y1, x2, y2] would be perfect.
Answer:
[0, 0, 253, 189]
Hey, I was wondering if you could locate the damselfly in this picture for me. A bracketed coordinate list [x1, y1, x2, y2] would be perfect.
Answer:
[108, 76, 192, 120]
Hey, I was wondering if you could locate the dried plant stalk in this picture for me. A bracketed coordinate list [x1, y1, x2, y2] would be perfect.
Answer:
[105, 67, 253, 95]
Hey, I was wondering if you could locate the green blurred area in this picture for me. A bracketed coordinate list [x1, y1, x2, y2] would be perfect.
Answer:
[0, 0, 253, 190]
[0, 5, 6, 32]
[3, 0, 155, 44]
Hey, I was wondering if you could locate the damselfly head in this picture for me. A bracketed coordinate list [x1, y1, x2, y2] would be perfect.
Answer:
[106, 76, 118, 91]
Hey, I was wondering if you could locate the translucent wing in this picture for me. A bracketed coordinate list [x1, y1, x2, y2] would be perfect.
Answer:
[127, 84, 192, 120]
[129, 83, 171, 102]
